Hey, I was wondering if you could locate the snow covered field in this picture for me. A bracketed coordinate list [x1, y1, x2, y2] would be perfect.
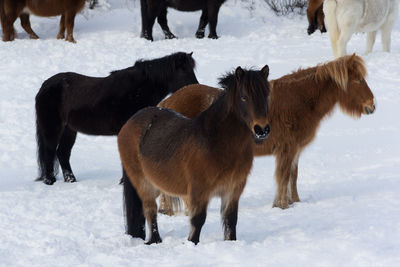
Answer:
[1, 0, 400, 266]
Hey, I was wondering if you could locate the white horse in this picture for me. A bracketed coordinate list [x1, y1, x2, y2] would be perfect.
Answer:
[324, 0, 399, 58]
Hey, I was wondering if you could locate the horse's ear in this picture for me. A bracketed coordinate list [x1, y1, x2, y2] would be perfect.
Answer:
[261, 64, 269, 79]
[189, 52, 193, 57]
[235, 66, 244, 81]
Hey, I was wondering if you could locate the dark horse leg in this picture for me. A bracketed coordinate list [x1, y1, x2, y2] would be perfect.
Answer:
[56, 127, 77, 183]
[157, 7, 177, 39]
[207, 2, 222, 39]
[221, 189, 243, 241]
[123, 170, 146, 240]
[195, 9, 208, 39]
[140, 0, 160, 41]
[19, 14, 39, 39]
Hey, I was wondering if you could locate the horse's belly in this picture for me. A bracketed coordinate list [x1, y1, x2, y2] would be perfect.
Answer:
[143, 162, 188, 196]
[167, 0, 205, 11]
[25, 1, 84, 17]
[357, 1, 390, 32]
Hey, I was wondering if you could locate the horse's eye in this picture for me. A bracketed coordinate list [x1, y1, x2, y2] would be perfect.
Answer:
[241, 96, 248, 102]
[357, 79, 363, 83]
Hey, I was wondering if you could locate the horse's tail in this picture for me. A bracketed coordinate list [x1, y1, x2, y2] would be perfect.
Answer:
[323, 0, 339, 56]
[34, 78, 64, 181]
[123, 168, 146, 239]
[158, 194, 184, 216]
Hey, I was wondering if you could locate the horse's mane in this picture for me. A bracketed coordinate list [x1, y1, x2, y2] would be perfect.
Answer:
[314, 54, 367, 90]
[110, 52, 196, 81]
[218, 68, 269, 112]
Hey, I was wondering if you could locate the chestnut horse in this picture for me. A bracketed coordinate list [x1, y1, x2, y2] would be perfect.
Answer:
[0, 0, 85, 42]
[140, 0, 226, 41]
[307, 0, 326, 35]
[35, 52, 198, 185]
[118, 66, 271, 244]
[157, 55, 376, 212]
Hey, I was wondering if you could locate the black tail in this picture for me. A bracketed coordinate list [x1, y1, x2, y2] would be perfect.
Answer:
[123, 168, 146, 239]
[35, 79, 63, 182]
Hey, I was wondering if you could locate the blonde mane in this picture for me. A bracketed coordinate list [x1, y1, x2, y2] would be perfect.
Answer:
[314, 54, 367, 91]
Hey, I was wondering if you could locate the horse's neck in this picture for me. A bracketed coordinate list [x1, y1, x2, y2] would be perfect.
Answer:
[197, 96, 250, 149]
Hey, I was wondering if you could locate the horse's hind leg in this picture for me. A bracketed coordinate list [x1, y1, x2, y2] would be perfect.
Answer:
[1, 9, 18, 41]
[123, 169, 146, 240]
[380, 17, 396, 52]
[157, 7, 176, 39]
[137, 181, 162, 244]
[57, 15, 66, 39]
[56, 127, 77, 183]
[19, 14, 39, 39]
[195, 9, 208, 39]
[207, 3, 221, 39]
[365, 31, 377, 55]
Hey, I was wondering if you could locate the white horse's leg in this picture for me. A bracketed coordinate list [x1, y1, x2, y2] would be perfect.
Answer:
[381, 0, 399, 52]
[337, 26, 354, 57]
[365, 31, 377, 55]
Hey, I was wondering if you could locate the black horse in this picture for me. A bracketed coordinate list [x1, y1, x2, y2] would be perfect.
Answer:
[35, 52, 198, 185]
[140, 0, 227, 41]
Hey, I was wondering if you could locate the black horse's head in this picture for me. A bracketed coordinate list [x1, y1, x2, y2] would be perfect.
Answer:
[133, 52, 198, 94]
[167, 52, 199, 93]
[219, 65, 271, 143]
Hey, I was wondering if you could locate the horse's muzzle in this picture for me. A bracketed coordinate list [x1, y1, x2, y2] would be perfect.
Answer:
[253, 124, 270, 141]
[365, 104, 375, 115]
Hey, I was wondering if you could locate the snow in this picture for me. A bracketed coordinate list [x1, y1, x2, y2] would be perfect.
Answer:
[1, 0, 400, 266]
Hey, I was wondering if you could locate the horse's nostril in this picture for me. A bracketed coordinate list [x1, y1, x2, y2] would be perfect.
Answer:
[254, 124, 270, 140]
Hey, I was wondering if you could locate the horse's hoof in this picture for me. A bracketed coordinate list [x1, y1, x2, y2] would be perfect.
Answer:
[140, 31, 153, 41]
[30, 34, 39, 39]
[208, 34, 218, 39]
[56, 34, 65, 40]
[43, 177, 56, 185]
[64, 174, 76, 183]
[195, 31, 205, 39]
[164, 33, 177, 39]
[145, 236, 162, 245]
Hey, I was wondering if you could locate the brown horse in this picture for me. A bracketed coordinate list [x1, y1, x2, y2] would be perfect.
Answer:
[0, 0, 85, 42]
[157, 55, 376, 213]
[118, 66, 271, 244]
[307, 0, 326, 35]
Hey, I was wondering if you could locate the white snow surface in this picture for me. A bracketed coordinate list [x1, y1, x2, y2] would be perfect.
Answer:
[1, 1, 400, 266]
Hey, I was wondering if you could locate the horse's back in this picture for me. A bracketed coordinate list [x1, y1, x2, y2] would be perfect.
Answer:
[158, 84, 221, 119]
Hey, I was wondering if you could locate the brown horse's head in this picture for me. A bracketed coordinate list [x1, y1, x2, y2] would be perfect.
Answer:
[316, 54, 376, 117]
[219, 65, 271, 142]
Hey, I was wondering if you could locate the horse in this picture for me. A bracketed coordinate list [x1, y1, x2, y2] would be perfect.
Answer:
[0, 0, 85, 42]
[156, 54, 376, 213]
[307, 0, 326, 35]
[140, 0, 227, 41]
[324, 0, 399, 58]
[35, 52, 198, 185]
[118, 65, 271, 245]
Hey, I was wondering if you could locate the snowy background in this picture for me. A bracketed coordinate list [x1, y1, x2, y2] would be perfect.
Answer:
[0, 0, 399, 266]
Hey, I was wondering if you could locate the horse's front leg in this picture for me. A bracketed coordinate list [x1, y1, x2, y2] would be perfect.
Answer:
[157, 7, 176, 39]
[1, 11, 18, 41]
[187, 189, 208, 244]
[287, 153, 300, 204]
[273, 150, 296, 209]
[220, 183, 244, 241]
[64, 12, 77, 43]
[19, 14, 39, 39]
[195, 9, 208, 39]
[57, 14, 66, 39]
